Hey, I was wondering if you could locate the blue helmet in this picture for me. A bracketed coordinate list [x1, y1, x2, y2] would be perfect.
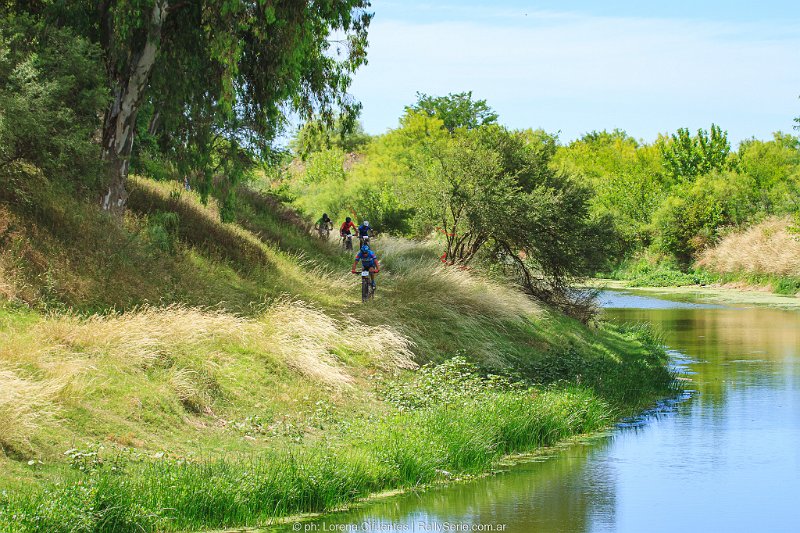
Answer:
[360, 245, 370, 253]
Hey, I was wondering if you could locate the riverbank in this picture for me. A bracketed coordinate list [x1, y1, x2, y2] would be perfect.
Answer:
[589, 279, 800, 310]
[0, 318, 673, 533]
[0, 178, 675, 532]
[281, 298, 800, 533]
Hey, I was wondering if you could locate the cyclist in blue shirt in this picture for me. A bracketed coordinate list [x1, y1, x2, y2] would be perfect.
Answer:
[357, 220, 372, 246]
[351, 244, 380, 289]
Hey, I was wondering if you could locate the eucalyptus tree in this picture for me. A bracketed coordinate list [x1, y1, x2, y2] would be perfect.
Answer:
[7, 0, 371, 215]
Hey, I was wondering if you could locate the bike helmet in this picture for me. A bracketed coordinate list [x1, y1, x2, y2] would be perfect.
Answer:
[360, 245, 370, 253]
[345, 216, 351, 223]
[362, 220, 369, 226]
[322, 213, 329, 220]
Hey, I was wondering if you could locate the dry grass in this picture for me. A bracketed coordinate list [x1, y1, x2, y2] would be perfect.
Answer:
[697, 217, 800, 277]
[0, 266, 17, 301]
[27, 302, 414, 384]
[0, 301, 417, 452]
[168, 367, 218, 414]
[428, 263, 541, 318]
[260, 300, 416, 386]
[0, 366, 63, 455]
[33, 304, 251, 370]
[377, 236, 541, 319]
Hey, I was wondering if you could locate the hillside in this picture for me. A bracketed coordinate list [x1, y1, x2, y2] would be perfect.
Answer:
[0, 177, 673, 532]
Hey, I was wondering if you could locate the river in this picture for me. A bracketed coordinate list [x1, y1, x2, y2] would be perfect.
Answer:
[270, 290, 800, 533]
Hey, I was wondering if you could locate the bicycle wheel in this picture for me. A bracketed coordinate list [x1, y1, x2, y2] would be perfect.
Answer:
[362, 277, 370, 302]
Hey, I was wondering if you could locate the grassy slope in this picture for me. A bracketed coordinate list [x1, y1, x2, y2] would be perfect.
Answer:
[0, 177, 673, 531]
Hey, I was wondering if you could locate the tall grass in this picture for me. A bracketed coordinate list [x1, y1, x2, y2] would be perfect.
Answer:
[0, 367, 63, 456]
[695, 217, 800, 295]
[609, 218, 800, 294]
[697, 217, 800, 277]
[0, 300, 418, 455]
[0, 365, 612, 532]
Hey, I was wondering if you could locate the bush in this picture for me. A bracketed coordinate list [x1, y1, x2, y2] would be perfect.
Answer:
[145, 211, 180, 254]
[653, 170, 756, 263]
[0, 15, 107, 195]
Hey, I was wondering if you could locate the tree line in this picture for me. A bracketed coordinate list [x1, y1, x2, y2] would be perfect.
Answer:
[277, 92, 800, 310]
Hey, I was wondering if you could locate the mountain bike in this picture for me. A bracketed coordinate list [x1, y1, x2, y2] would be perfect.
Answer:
[356, 269, 375, 302]
[342, 233, 354, 251]
[316, 225, 331, 240]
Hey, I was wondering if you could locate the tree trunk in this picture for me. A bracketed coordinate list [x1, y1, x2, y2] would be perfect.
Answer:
[100, 0, 169, 215]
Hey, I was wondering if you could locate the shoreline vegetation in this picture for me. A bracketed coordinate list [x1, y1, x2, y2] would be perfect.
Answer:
[0, 177, 676, 532]
[591, 279, 800, 310]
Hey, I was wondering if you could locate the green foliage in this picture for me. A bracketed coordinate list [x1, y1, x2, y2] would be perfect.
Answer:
[556, 124, 799, 273]
[280, 107, 618, 314]
[406, 91, 499, 133]
[736, 133, 800, 215]
[653, 170, 757, 263]
[349, 182, 414, 235]
[290, 117, 371, 160]
[0, 15, 107, 194]
[382, 356, 519, 411]
[659, 124, 732, 183]
[136, 0, 372, 211]
[1, 384, 612, 532]
[610, 256, 715, 287]
[9, 1, 373, 218]
[555, 130, 668, 249]
[305, 148, 348, 184]
[145, 211, 180, 254]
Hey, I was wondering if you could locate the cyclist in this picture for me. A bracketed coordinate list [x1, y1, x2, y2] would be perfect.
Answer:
[357, 220, 372, 246]
[340, 216, 356, 237]
[351, 244, 380, 290]
[339, 216, 357, 250]
[315, 213, 333, 239]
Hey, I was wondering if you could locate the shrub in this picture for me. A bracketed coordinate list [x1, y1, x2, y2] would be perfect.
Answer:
[0, 15, 107, 195]
[653, 170, 756, 263]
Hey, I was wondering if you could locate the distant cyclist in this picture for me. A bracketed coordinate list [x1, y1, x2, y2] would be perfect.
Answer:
[315, 213, 333, 239]
[351, 244, 380, 290]
[357, 220, 372, 246]
[340, 216, 357, 250]
[340, 216, 356, 238]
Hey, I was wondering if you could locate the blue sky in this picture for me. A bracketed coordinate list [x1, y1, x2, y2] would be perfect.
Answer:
[344, 1, 800, 145]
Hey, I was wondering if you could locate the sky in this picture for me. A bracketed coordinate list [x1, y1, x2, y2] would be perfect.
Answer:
[344, 0, 800, 145]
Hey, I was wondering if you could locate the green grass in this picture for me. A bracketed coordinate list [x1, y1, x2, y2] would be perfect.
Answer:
[0, 368, 618, 532]
[604, 254, 800, 296]
[712, 271, 800, 296]
[0, 176, 676, 532]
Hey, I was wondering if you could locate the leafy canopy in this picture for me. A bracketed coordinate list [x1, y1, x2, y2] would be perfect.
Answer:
[406, 91, 499, 133]
[7, 0, 373, 216]
[659, 124, 732, 183]
[290, 117, 371, 161]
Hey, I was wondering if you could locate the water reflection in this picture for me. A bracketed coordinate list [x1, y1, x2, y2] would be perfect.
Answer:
[270, 294, 800, 533]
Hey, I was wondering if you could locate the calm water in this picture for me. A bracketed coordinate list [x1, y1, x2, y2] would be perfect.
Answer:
[272, 291, 800, 533]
